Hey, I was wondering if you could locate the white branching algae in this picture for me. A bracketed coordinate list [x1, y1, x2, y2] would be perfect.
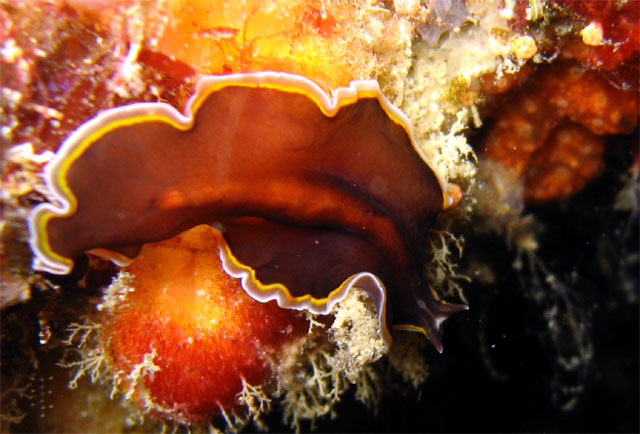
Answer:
[275, 288, 387, 431]
[329, 289, 390, 382]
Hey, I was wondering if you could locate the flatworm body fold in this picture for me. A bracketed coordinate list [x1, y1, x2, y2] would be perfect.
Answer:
[28, 72, 466, 351]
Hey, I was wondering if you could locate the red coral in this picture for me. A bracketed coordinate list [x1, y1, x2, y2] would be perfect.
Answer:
[557, 0, 640, 90]
[1, 2, 194, 154]
[512, 0, 639, 90]
[481, 61, 638, 203]
[555, 0, 639, 67]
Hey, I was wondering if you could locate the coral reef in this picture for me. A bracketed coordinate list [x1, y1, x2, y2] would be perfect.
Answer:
[1, 0, 638, 432]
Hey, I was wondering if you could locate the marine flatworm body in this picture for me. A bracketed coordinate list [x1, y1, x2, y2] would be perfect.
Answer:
[28, 72, 466, 351]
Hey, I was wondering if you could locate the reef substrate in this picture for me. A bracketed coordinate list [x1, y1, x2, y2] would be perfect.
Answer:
[1, 0, 638, 432]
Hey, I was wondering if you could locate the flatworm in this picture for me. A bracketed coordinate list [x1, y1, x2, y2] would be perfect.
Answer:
[28, 72, 467, 351]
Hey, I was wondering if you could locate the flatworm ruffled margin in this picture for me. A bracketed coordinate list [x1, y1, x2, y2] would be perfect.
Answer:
[28, 72, 462, 350]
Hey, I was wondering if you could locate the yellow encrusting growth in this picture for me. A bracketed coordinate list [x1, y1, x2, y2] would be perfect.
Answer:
[510, 35, 537, 60]
[158, 0, 375, 91]
[580, 21, 604, 47]
[395, 0, 533, 194]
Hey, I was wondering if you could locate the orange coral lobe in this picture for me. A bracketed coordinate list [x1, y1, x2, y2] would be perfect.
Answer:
[102, 225, 308, 423]
[482, 62, 638, 203]
[524, 123, 604, 203]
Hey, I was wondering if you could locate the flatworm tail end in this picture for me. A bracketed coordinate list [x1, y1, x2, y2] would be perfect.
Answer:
[396, 295, 468, 353]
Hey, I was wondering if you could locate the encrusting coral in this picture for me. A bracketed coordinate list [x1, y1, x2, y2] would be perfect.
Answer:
[480, 61, 638, 203]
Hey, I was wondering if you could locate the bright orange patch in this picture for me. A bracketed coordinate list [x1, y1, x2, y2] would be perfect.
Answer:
[156, 0, 364, 90]
[102, 225, 308, 423]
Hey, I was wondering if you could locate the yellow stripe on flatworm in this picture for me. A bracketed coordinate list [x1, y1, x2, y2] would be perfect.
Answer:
[216, 230, 392, 347]
[393, 323, 439, 348]
[31, 210, 74, 274]
[33, 72, 445, 274]
[219, 236, 352, 308]
[32, 113, 192, 273]
[188, 80, 379, 120]
[187, 78, 446, 206]
[394, 324, 430, 334]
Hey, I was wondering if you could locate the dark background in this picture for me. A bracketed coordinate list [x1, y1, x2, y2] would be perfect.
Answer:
[271, 130, 640, 433]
